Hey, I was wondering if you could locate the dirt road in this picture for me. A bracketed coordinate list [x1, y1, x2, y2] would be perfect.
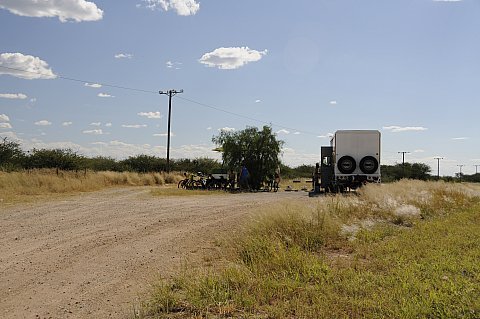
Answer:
[0, 187, 305, 319]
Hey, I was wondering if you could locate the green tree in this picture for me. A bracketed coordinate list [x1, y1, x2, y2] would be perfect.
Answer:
[0, 137, 25, 170]
[212, 126, 284, 189]
[25, 148, 84, 170]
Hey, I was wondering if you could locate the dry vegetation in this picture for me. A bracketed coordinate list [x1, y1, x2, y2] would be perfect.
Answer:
[138, 180, 480, 319]
[0, 169, 184, 204]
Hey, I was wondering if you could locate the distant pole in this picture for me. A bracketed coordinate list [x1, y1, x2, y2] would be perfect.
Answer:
[159, 89, 183, 172]
[434, 157, 443, 180]
[474, 165, 480, 175]
[398, 151, 410, 178]
[457, 164, 464, 182]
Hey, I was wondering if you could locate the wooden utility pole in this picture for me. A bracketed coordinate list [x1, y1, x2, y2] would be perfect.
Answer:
[159, 89, 183, 172]
[398, 151, 410, 178]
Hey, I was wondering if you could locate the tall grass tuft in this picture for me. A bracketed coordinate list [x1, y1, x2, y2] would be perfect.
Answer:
[139, 181, 480, 318]
[0, 169, 184, 204]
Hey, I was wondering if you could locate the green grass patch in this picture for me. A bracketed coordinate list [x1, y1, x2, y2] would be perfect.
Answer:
[137, 181, 480, 319]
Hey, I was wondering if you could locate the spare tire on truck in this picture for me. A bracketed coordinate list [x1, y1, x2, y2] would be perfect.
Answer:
[359, 156, 379, 174]
[337, 155, 356, 174]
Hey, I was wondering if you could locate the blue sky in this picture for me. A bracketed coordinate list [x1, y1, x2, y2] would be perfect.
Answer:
[0, 0, 479, 176]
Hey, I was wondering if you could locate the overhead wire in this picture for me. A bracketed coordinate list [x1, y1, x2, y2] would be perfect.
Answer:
[0, 65, 323, 136]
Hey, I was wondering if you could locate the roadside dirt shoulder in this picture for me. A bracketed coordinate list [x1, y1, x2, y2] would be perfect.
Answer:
[0, 187, 305, 319]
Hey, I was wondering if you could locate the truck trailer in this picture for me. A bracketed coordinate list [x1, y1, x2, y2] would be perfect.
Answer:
[311, 130, 381, 194]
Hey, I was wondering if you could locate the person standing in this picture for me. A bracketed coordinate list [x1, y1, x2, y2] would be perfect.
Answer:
[240, 165, 250, 190]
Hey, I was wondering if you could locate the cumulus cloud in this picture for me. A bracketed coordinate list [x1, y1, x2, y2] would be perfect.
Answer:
[0, 53, 56, 79]
[85, 82, 102, 88]
[329, 100, 337, 105]
[0, 122, 13, 129]
[277, 129, 290, 134]
[383, 126, 428, 133]
[122, 124, 147, 128]
[255, 99, 262, 103]
[62, 121, 73, 126]
[199, 47, 268, 70]
[153, 132, 175, 137]
[138, 111, 162, 119]
[83, 129, 104, 135]
[0, 0, 103, 22]
[105, 122, 112, 127]
[166, 61, 182, 69]
[98, 93, 114, 98]
[90, 122, 101, 126]
[142, 0, 200, 16]
[114, 53, 133, 59]
[0, 93, 27, 99]
[0, 114, 10, 122]
[219, 127, 235, 132]
[34, 120, 52, 126]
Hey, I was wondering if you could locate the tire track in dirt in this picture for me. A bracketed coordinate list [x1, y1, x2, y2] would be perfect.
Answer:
[0, 187, 306, 318]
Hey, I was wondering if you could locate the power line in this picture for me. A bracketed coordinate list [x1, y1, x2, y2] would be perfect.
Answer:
[0, 65, 322, 136]
[398, 151, 410, 178]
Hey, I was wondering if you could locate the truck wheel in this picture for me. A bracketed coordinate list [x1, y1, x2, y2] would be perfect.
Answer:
[337, 156, 356, 174]
[359, 156, 378, 174]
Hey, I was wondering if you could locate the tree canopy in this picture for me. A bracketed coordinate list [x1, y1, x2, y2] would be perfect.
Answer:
[212, 126, 284, 189]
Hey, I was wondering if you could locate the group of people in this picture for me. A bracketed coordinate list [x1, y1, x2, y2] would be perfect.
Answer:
[227, 165, 281, 191]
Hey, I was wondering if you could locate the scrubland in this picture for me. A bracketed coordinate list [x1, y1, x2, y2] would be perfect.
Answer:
[138, 180, 480, 319]
[0, 169, 183, 204]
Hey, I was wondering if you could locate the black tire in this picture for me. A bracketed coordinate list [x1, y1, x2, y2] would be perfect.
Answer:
[337, 156, 356, 174]
[359, 156, 379, 174]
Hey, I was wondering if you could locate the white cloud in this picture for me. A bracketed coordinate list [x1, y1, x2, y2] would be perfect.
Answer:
[83, 129, 104, 135]
[142, 0, 200, 16]
[62, 121, 73, 126]
[199, 47, 268, 70]
[34, 120, 52, 126]
[413, 149, 425, 153]
[452, 137, 468, 140]
[0, 122, 12, 129]
[255, 99, 262, 103]
[105, 122, 112, 127]
[138, 111, 162, 119]
[219, 127, 235, 132]
[317, 133, 334, 138]
[0, 0, 103, 22]
[122, 124, 147, 128]
[90, 122, 101, 126]
[85, 82, 102, 88]
[383, 126, 428, 133]
[30, 98, 36, 103]
[329, 100, 337, 105]
[206, 127, 212, 130]
[0, 53, 56, 79]
[0, 93, 27, 99]
[0, 114, 10, 122]
[277, 129, 290, 135]
[294, 132, 301, 135]
[433, 0, 462, 2]
[114, 53, 133, 59]
[153, 132, 175, 137]
[98, 93, 114, 98]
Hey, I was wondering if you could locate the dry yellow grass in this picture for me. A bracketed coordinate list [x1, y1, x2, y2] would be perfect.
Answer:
[0, 169, 184, 204]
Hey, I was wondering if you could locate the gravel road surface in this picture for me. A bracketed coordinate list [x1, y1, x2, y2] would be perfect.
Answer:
[0, 187, 306, 318]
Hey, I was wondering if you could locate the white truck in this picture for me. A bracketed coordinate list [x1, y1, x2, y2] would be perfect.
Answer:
[311, 130, 381, 194]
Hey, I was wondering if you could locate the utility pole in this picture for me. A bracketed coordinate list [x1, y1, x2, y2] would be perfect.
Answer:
[457, 164, 464, 182]
[434, 157, 443, 180]
[398, 151, 410, 178]
[474, 165, 480, 175]
[159, 89, 183, 172]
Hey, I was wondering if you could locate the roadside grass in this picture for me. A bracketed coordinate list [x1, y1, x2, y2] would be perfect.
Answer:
[137, 181, 480, 318]
[0, 169, 183, 204]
